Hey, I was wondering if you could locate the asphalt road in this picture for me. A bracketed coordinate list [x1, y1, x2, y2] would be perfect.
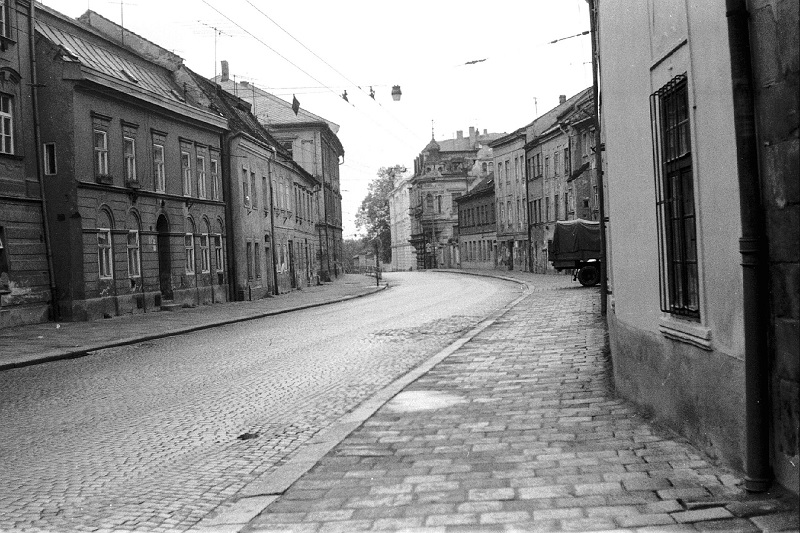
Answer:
[0, 272, 520, 533]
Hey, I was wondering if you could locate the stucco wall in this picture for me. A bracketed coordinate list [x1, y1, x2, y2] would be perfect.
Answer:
[600, 0, 748, 472]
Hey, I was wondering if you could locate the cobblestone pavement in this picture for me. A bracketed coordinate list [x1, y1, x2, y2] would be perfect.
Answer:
[244, 273, 798, 533]
[0, 273, 520, 532]
[0, 274, 385, 370]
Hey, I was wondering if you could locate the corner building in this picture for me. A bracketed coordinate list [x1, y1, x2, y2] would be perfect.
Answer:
[35, 8, 229, 320]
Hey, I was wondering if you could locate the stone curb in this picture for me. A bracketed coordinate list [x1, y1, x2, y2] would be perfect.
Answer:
[190, 277, 532, 533]
[0, 284, 388, 372]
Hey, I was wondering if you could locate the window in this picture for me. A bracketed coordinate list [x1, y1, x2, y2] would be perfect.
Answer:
[94, 130, 108, 175]
[505, 161, 510, 183]
[127, 230, 141, 277]
[153, 144, 165, 192]
[652, 74, 699, 318]
[506, 201, 512, 225]
[437, 195, 442, 214]
[242, 168, 249, 207]
[544, 156, 550, 179]
[514, 157, 520, 181]
[250, 172, 257, 208]
[44, 143, 57, 175]
[0, 0, 8, 38]
[254, 243, 261, 278]
[213, 234, 223, 273]
[184, 233, 195, 274]
[564, 147, 570, 176]
[97, 229, 113, 279]
[246, 242, 253, 280]
[555, 194, 559, 220]
[198, 233, 210, 273]
[545, 196, 550, 221]
[181, 151, 192, 196]
[262, 176, 268, 210]
[535, 153, 542, 177]
[0, 95, 12, 155]
[196, 155, 207, 199]
[210, 158, 220, 200]
[124, 137, 137, 182]
[593, 185, 598, 210]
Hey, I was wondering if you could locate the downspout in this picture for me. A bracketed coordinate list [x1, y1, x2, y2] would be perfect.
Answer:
[220, 131, 237, 301]
[588, 0, 608, 316]
[525, 146, 533, 272]
[267, 158, 279, 295]
[726, 0, 770, 492]
[29, 2, 58, 320]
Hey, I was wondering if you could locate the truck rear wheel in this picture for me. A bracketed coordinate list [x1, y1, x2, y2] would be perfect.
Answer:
[577, 265, 599, 287]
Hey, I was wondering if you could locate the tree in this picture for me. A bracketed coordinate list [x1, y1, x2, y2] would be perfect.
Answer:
[355, 165, 406, 264]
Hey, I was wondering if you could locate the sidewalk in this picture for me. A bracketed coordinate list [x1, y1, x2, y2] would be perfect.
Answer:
[0, 274, 386, 371]
[234, 268, 798, 533]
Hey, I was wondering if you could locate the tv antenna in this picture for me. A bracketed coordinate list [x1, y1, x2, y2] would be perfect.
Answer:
[104, 0, 136, 45]
[198, 21, 233, 80]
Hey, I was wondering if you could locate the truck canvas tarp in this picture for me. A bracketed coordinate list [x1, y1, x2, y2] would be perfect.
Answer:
[549, 219, 601, 263]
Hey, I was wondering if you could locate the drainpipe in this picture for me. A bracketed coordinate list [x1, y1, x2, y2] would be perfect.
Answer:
[220, 132, 237, 301]
[267, 157, 279, 295]
[726, 0, 771, 493]
[29, 3, 58, 320]
[525, 148, 533, 272]
[588, 0, 608, 316]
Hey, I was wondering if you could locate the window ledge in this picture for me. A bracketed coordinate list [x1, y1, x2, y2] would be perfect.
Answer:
[659, 316, 712, 351]
[96, 174, 114, 185]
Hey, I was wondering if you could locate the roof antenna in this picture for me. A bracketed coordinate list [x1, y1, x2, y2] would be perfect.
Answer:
[198, 21, 232, 81]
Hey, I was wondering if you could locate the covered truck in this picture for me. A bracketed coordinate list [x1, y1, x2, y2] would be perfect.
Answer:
[548, 219, 602, 286]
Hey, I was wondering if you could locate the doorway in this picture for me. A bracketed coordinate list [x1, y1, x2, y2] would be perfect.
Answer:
[288, 240, 296, 288]
[156, 215, 173, 300]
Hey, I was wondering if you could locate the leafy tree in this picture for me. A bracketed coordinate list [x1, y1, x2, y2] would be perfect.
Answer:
[355, 165, 406, 263]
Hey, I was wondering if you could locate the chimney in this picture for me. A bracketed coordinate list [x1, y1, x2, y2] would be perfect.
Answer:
[221, 60, 229, 82]
[457, 130, 463, 139]
[469, 126, 477, 144]
[483, 129, 487, 135]
[559, 94, 567, 105]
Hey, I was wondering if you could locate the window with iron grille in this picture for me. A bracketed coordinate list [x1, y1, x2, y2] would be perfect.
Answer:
[651, 74, 699, 319]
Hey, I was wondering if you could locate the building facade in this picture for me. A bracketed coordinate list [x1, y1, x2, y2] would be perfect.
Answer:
[35, 8, 229, 321]
[388, 173, 414, 271]
[408, 127, 502, 269]
[490, 130, 527, 270]
[215, 68, 345, 281]
[456, 175, 496, 269]
[0, 0, 53, 328]
[525, 89, 593, 273]
[599, 0, 798, 492]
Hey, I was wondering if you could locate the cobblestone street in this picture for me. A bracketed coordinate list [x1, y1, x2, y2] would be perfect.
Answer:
[0, 273, 518, 533]
[243, 272, 798, 533]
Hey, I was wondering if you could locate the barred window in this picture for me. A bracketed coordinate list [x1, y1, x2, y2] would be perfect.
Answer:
[651, 74, 699, 319]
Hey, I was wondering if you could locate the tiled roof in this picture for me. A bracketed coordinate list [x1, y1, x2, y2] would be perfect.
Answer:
[214, 78, 340, 134]
[526, 87, 593, 141]
[36, 18, 182, 103]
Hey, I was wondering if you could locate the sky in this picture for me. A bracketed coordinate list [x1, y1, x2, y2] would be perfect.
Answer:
[40, 0, 593, 239]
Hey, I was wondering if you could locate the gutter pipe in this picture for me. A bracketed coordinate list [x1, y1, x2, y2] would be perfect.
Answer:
[726, 0, 771, 492]
[29, 2, 58, 320]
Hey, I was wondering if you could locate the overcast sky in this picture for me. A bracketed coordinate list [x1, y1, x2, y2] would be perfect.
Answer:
[40, 0, 593, 238]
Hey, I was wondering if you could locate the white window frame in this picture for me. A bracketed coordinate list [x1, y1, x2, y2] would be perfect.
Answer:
[98, 229, 113, 279]
[200, 233, 210, 273]
[196, 155, 206, 199]
[44, 143, 57, 175]
[127, 230, 141, 278]
[94, 130, 108, 175]
[210, 159, 220, 200]
[153, 143, 165, 192]
[0, 94, 12, 155]
[124, 136, 137, 182]
[213, 234, 223, 273]
[0, 0, 8, 39]
[181, 151, 192, 196]
[184, 233, 195, 274]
